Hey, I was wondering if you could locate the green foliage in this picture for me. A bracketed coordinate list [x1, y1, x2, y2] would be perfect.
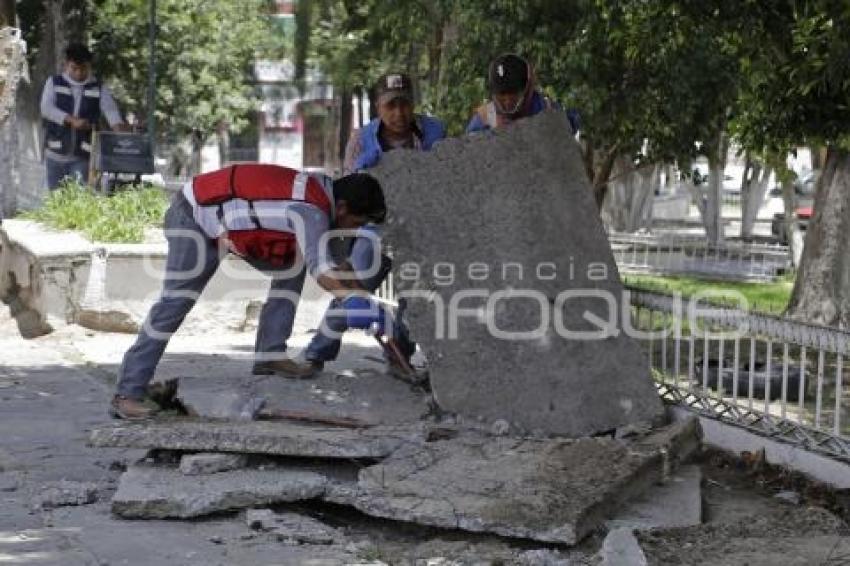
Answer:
[731, 1, 850, 154]
[22, 180, 170, 243]
[88, 0, 286, 145]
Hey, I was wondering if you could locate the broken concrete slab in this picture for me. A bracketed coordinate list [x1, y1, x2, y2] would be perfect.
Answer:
[606, 465, 702, 531]
[89, 419, 421, 459]
[35, 480, 98, 509]
[345, 419, 701, 545]
[175, 368, 432, 426]
[370, 110, 664, 437]
[112, 465, 328, 519]
[636, 507, 848, 566]
[245, 508, 341, 545]
[179, 453, 247, 476]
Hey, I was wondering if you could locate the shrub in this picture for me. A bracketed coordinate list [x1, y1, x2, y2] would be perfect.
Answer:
[22, 179, 170, 243]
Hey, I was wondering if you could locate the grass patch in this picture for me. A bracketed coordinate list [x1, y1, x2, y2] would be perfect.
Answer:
[622, 273, 795, 315]
[21, 179, 170, 243]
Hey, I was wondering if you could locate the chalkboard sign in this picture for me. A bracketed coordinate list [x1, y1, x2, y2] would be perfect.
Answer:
[92, 132, 154, 174]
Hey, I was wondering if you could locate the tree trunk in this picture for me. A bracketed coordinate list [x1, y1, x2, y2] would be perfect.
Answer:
[704, 131, 729, 243]
[0, 0, 14, 26]
[780, 173, 802, 267]
[435, 14, 457, 109]
[741, 160, 773, 240]
[786, 148, 850, 326]
[739, 155, 754, 236]
[216, 122, 230, 166]
[810, 145, 825, 170]
[355, 87, 364, 129]
[592, 146, 619, 210]
[337, 87, 352, 164]
[190, 131, 204, 175]
[601, 158, 659, 232]
[293, 0, 312, 96]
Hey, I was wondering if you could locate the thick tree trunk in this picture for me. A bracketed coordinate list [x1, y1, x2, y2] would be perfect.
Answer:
[602, 158, 658, 232]
[780, 174, 802, 267]
[787, 148, 850, 327]
[741, 160, 773, 240]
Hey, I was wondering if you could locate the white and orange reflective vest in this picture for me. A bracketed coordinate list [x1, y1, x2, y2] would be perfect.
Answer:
[186, 164, 333, 267]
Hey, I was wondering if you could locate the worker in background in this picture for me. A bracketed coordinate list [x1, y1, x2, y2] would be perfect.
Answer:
[40, 42, 129, 190]
[466, 53, 579, 134]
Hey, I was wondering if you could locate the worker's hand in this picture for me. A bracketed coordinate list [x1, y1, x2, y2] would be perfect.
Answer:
[342, 295, 390, 334]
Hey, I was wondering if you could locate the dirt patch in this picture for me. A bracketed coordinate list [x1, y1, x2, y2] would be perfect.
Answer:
[699, 447, 850, 525]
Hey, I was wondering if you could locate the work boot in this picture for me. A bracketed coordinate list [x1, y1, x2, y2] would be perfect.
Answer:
[109, 395, 158, 420]
[252, 358, 318, 379]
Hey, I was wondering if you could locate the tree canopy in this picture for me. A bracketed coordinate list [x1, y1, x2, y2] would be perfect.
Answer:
[88, 0, 286, 145]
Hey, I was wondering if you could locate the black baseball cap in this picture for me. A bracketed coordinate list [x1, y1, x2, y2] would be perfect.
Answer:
[488, 53, 530, 94]
[374, 72, 413, 105]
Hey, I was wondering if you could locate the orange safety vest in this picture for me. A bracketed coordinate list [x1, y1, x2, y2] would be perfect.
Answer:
[192, 164, 332, 266]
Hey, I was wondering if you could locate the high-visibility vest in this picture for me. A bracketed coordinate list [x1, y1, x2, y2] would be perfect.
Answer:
[43, 74, 102, 156]
[353, 115, 446, 171]
[192, 164, 332, 266]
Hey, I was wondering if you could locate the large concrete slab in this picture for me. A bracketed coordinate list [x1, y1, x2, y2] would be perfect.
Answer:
[370, 111, 664, 436]
[89, 419, 422, 459]
[112, 464, 328, 518]
[342, 419, 701, 545]
[175, 369, 432, 426]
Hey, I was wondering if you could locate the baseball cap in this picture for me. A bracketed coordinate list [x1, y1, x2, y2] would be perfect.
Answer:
[488, 53, 530, 94]
[374, 72, 413, 105]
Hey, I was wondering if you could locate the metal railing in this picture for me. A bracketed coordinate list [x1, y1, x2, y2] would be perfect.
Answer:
[628, 287, 850, 463]
[609, 232, 791, 281]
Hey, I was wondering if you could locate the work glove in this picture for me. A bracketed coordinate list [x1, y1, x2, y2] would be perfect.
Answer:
[342, 295, 391, 334]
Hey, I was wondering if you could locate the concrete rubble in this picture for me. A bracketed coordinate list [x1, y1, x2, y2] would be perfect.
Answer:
[244, 508, 341, 545]
[89, 419, 419, 459]
[370, 110, 664, 437]
[178, 453, 247, 475]
[175, 369, 432, 426]
[339, 418, 700, 545]
[96, 412, 702, 546]
[34, 479, 98, 509]
[112, 464, 329, 519]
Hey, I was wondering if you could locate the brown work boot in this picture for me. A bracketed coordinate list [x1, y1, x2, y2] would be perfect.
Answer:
[110, 395, 158, 420]
[252, 358, 318, 379]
